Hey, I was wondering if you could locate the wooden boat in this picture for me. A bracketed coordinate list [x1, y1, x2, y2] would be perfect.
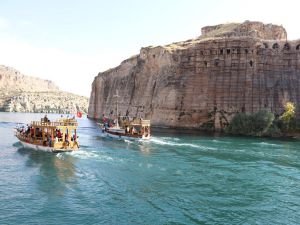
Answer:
[99, 91, 151, 140]
[15, 116, 80, 153]
[100, 116, 151, 140]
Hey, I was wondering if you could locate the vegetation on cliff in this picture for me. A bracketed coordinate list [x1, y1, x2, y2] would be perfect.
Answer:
[226, 102, 299, 137]
[225, 110, 277, 136]
[279, 102, 296, 130]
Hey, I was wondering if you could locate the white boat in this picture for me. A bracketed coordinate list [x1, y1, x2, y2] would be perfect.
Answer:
[15, 116, 80, 153]
[100, 116, 151, 141]
[99, 91, 151, 141]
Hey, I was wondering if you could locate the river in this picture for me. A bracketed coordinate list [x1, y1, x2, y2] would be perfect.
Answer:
[0, 112, 299, 224]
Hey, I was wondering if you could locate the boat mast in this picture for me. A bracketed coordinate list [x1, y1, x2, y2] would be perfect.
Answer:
[114, 90, 120, 128]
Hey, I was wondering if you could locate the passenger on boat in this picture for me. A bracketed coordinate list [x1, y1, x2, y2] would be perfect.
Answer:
[47, 135, 52, 147]
[30, 127, 34, 138]
[25, 126, 30, 136]
[102, 114, 108, 123]
[65, 133, 70, 146]
[73, 136, 79, 148]
[71, 134, 77, 141]
[43, 114, 48, 122]
[57, 129, 62, 138]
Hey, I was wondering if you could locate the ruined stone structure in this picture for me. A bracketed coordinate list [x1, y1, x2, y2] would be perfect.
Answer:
[88, 21, 300, 130]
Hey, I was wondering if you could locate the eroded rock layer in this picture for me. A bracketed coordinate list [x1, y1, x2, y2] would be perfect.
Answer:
[0, 65, 89, 113]
[88, 21, 300, 130]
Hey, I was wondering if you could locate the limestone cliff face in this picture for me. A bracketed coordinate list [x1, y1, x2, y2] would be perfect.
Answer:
[88, 21, 300, 130]
[0, 65, 89, 113]
[0, 65, 59, 92]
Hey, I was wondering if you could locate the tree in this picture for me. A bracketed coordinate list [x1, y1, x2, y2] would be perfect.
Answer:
[280, 102, 296, 130]
[226, 110, 275, 136]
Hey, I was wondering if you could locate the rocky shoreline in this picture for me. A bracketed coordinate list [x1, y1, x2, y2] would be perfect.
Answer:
[0, 65, 89, 113]
[0, 91, 88, 114]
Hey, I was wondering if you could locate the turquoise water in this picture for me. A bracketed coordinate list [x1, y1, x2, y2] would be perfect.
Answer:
[0, 112, 300, 224]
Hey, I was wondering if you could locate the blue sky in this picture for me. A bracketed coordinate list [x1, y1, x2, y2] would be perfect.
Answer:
[0, 0, 299, 96]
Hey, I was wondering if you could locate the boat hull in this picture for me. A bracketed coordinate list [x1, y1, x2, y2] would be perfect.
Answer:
[103, 130, 150, 141]
[17, 138, 74, 153]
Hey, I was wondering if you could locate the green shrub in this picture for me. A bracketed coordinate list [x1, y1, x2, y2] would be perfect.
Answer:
[226, 110, 275, 136]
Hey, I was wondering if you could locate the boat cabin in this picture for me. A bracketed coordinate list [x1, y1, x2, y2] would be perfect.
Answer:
[16, 117, 79, 152]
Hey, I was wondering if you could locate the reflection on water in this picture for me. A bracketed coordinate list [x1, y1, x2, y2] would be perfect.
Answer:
[17, 147, 76, 196]
[138, 143, 151, 154]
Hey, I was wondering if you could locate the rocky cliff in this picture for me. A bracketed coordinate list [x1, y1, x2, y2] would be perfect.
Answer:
[88, 21, 300, 130]
[0, 65, 88, 113]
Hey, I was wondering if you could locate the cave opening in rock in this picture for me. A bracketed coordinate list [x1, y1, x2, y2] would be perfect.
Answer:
[283, 43, 290, 50]
[272, 43, 279, 49]
[263, 43, 269, 48]
[249, 60, 253, 67]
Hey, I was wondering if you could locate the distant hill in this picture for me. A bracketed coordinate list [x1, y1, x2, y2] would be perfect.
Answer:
[0, 65, 59, 92]
[0, 65, 89, 113]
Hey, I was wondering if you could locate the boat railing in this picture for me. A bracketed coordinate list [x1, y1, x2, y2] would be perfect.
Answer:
[141, 120, 150, 126]
[32, 120, 78, 127]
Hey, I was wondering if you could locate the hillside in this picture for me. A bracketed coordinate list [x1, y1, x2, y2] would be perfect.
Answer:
[0, 65, 88, 113]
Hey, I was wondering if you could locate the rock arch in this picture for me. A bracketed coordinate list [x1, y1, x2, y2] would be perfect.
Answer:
[272, 43, 279, 49]
[283, 43, 290, 50]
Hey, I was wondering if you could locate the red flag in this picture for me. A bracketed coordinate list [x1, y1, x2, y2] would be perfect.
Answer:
[77, 111, 82, 118]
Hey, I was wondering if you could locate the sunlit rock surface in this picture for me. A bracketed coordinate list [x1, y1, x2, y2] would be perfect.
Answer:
[0, 65, 88, 113]
[88, 21, 300, 130]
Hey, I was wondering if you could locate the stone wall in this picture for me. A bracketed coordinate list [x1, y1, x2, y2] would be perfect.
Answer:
[88, 21, 300, 130]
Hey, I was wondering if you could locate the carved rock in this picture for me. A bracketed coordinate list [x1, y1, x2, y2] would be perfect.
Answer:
[88, 21, 300, 130]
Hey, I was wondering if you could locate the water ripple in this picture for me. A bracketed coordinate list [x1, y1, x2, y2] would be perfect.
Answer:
[1, 112, 300, 225]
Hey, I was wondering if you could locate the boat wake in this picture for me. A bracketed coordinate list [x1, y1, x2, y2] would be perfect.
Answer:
[65, 149, 124, 163]
[252, 142, 281, 147]
[212, 139, 232, 144]
[124, 139, 134, 144]
[149, 137, 213, 149]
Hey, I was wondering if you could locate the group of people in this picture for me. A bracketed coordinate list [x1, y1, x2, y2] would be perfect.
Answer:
[125, 126, 137, 135]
